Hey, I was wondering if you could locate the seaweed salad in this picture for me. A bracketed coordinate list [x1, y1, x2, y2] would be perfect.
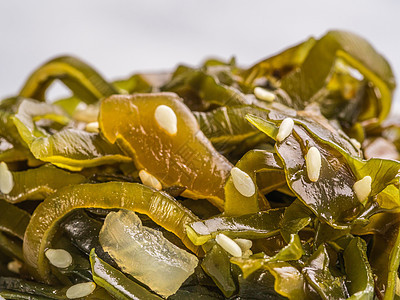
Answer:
[1, 30, 400, 299]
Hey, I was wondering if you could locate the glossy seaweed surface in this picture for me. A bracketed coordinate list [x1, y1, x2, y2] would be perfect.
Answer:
[1, 31, 400, 299]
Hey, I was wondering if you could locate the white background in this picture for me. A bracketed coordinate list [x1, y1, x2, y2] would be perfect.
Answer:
[0, 0, 399, 114]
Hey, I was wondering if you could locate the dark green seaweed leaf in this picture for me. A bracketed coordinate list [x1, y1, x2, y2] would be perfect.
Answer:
[302, 244, 347, 299]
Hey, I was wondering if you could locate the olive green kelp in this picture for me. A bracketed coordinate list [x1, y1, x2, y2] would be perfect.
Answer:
[1, 30, 399, 299]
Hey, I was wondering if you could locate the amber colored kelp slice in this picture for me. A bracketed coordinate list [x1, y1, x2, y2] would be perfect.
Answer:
[23, 182, 199, 283]
[99, 93, 232, 209]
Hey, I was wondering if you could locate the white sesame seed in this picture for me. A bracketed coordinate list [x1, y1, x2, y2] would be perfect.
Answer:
[154, 105, 178, 135]
[350, 138, 361, 150]
[66, 282, 96, 299]
[191, 221, 210, 235]
[233, 238, 253, 252]
[242, 249, 253, 258]
[276, 118, 294, 142]
[7, 260, 22, 274]
[0, 162, 14, 194]
[139, 170, 162, 190]
[216, 234, 242, 257]
[85, 121, 99, 133]
[353, 176, 372, 205]
[306, 147, 322, 182]
[230, 167, 256, 197]
[254, 87, 275, 102]
[45, 249, 73, 269]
